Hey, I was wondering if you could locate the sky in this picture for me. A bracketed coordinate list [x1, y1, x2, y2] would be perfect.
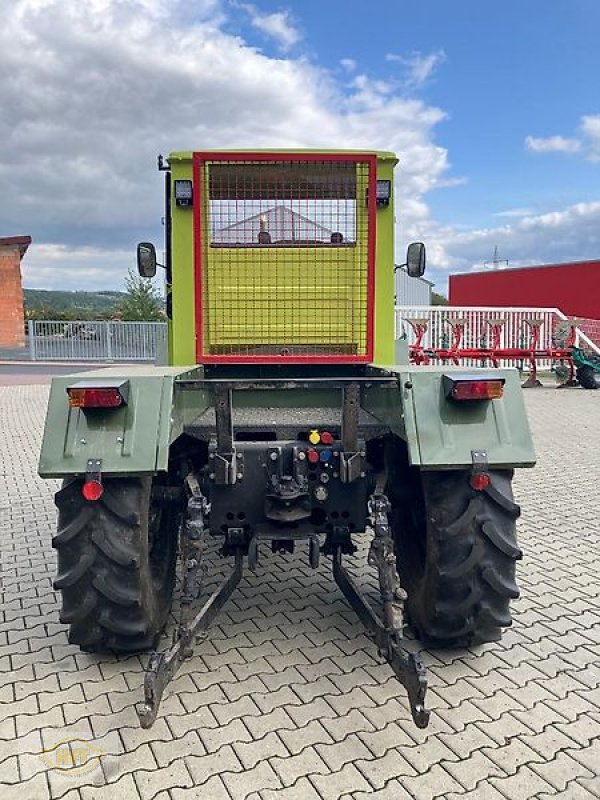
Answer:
[2, 0, 600, 294]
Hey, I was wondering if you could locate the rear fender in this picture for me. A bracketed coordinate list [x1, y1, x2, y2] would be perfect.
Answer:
[363, 366, 536, 469]
[38, 366, 208, 477]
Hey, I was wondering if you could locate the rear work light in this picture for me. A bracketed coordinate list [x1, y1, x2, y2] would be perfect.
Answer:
[67, 380, 129, 409]
[443, 374, 505, 402]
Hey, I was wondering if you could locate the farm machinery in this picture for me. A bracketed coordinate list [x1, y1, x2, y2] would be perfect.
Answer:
[405, 315, 600, 389]
[39, 150, 535, 729]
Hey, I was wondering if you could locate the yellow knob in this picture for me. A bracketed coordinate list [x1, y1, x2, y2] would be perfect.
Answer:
[308, 430, 321, 445]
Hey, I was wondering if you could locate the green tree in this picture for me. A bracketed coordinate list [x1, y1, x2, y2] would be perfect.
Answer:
[116, 270, 165, 321]
[432, 291, 449, 306]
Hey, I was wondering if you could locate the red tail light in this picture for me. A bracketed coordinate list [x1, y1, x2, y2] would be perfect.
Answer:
[451, 380, 504, 401]
[68, 388, 123, 408]
[443, 373, 506, 402]
[66, 380, 129, 409]
[470, 472, 491, 491]
[82, 479, 104, 501]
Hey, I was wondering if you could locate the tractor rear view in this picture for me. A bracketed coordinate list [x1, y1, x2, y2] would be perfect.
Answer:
[39, 150, 535, 729]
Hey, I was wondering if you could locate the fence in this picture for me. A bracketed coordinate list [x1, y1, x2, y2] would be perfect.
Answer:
[394, 305, 600, 368]
[28, 320, 167, 362]
[26, 308, 600, 363]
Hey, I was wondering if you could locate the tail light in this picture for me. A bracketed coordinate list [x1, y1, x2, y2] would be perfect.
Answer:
[443, 374, 505, 402]
[82, 480, 104, 501]
[67, 380, 129, 409]
[470, 472, 491, 491]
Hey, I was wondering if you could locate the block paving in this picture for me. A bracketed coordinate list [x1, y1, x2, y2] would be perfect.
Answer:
[0, 382, 599, 799]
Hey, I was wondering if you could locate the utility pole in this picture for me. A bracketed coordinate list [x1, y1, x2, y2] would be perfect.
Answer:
[484, 245, 509, 270]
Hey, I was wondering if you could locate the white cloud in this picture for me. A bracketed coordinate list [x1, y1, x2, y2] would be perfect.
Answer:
[386, 50, 446, 89]
[340, 58, 356, 72]
[525, 114, 600, 160]
[581, 114, 600, 162]
[22, 244, 136, 291]
[494, 207, 534, 218]
[235, 2, 300, 50]
[422, 201, 600, 290]
[525, 135, 581, 154]
[1, 0, 453, 290]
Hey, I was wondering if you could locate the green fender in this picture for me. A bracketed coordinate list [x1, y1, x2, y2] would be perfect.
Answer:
[38, 365, 208, 478]
[363, 365, 536, 469]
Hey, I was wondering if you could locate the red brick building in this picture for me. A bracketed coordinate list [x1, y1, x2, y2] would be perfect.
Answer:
[0, 235, 31, 349]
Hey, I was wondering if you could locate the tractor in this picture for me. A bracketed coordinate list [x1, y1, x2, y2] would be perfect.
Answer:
[39, 150, 535, 729]
[573, 346, 600, 389]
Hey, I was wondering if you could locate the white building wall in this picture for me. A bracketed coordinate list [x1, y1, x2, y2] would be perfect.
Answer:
[395, 267, 432, 305]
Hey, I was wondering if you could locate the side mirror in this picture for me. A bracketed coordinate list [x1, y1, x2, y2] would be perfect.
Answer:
[406, 242, 426, 278]
[137, 242, 157, 278]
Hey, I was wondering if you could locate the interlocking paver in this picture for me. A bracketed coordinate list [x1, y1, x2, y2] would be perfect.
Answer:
[133, 757, 191, 800]
[222, 760, 284, 800]
[531, 750, 597, 792]
[2, 383, 600, 800]
[270, 746, 330, 786]
[399, 762, 464, 798]
[277, 719, 334, 754]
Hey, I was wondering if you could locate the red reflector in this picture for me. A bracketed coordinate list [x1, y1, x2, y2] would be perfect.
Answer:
[307, 448, 320, 464]
[452, 380, 504, 401]
[470, 473, 491, 491]
[320, 431, 334, 445]
[82, 480, 104, 501]
[68, 388, 123, 408]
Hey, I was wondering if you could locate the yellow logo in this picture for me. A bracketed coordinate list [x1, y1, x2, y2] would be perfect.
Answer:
[41, 738, 104, 776]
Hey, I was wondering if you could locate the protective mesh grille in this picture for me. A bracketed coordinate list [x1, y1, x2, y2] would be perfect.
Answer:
[198, 158, 372, 359]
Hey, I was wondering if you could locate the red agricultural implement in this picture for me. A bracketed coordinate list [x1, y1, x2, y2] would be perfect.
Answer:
[406, 316, 584, 388]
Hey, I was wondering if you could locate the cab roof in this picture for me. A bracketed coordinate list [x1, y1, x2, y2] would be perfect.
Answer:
[169, 149, 398, 164]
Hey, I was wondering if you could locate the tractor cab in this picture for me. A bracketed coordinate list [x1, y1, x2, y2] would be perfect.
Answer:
[139, 150, 424, 367]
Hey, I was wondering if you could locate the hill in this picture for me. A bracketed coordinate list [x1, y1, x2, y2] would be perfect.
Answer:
[24, 289, 126, 319]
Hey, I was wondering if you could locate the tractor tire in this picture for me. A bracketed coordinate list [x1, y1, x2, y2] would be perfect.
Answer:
[576, 365, 600, 389]
[53, 476, 179, 653]
[386, 444, 522, 648]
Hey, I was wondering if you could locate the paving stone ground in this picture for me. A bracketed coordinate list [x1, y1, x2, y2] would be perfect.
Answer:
[0, 382, 599, 800]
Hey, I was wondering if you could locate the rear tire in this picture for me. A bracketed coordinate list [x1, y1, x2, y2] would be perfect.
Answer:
[385, 440, 522, 648]
[53, 476, 178, 653]
[576, 365, 600, 389]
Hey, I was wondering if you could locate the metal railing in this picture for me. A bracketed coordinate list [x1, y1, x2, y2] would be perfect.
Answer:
[28, 320, 167, 362]
[394, 305, 600, 368]
[25, 308, 599, 364]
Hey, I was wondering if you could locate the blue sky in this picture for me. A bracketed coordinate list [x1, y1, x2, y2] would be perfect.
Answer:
[2, 0, 599, 293]
[231, 0, 600, 226]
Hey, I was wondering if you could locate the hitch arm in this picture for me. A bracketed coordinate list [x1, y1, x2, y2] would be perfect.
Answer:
[137, 550, 243, 729]
[332, 548, 430, 728]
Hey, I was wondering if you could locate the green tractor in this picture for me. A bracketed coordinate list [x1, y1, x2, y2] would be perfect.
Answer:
[39, 150, 535, 729]
[573, 346, 600, 389]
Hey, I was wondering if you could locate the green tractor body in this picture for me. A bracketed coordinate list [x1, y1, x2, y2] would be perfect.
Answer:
[39, 150, 535, 728]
